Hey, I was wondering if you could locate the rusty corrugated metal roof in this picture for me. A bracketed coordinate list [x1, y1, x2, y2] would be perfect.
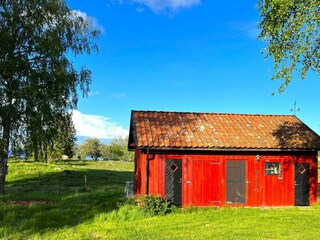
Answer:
[129, 111, 320, 150]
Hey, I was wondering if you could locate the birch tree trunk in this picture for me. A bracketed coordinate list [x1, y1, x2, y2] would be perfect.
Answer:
[0, 124, 10, 194]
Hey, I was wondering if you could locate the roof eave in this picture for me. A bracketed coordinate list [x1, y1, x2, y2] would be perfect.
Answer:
[128, 110, 138, 151]
[134, 146, 320, 152]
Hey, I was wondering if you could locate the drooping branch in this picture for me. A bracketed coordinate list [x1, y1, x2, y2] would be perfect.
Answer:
[258, 0, 320, 92]
[0, 0, 100, 193]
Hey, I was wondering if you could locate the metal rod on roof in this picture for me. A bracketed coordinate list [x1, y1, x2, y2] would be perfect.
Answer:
[290, 100, 300, 115]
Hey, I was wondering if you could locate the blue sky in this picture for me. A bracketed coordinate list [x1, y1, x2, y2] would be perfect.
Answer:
[66, 0, 320, 141]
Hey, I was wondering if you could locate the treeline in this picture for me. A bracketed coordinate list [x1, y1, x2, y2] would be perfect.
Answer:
[10, 117, 133, 162]
[9, 114, 77, 162]
[77, 137, 133, 161]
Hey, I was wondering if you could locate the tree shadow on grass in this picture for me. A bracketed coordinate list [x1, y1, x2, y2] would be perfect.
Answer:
[0, 166, 134, 237]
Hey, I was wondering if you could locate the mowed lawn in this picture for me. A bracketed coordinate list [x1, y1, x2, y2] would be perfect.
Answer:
[1, 160, 320, 239]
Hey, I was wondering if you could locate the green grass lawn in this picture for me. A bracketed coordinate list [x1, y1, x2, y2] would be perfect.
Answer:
[1, 160, 320, 239]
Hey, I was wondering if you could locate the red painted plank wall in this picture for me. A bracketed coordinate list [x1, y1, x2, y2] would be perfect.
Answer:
[134, 150, 318, 207]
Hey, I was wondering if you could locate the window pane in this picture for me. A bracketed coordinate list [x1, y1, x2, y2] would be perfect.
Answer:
[265, 162, 281, 176]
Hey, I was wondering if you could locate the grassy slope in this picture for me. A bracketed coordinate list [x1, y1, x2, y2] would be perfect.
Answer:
[1, 160, 320, 239]
[0, 160, 133, 239]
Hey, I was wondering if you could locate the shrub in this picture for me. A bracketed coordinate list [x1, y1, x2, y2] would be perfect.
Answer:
[101, 200, 143, 222]
[136, 195, 174, 217]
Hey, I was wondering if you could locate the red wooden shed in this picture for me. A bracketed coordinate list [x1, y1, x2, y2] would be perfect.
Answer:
[128, 111, 320, 207]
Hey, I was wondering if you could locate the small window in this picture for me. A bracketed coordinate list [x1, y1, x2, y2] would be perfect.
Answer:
[265, 162, 281, 176]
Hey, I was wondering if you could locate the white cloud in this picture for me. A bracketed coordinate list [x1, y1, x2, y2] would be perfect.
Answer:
[118, 0, 201, 14]
[71, 110, 128, 139]
[72, 10, 105, 33]
[72, 10, 88, 19]
[229, 21, 260, 39]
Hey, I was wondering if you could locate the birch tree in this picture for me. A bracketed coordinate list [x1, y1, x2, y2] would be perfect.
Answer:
[258, 0, 320, 92]
[0, 0, 100, 194]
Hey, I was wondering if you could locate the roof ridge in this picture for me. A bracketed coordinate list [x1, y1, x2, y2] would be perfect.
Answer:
[132, 110, 295, 117]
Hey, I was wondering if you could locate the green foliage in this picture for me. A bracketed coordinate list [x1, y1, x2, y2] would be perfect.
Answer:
[78, 137, 133, 161]
[258, 0, 320, 92]
[106, 202, 143, 221]
[78, 138, 102, 160]
[136, 194, 174, 217]
[99, 143, 110, 160]
[0, 0, 100, 191]
[108, 137, 134, 161]
[32, 115, 78, 162]
[96, 195, 174, 222]
[52, 117, 77, 159]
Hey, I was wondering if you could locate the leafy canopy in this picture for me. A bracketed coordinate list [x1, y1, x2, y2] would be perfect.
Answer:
[78, 137, 134, 161]
[0, 0, 99, 149]
[79, 138, 102, 160]
[0, 0, 100, 192]
[258, 0, 320, 92]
